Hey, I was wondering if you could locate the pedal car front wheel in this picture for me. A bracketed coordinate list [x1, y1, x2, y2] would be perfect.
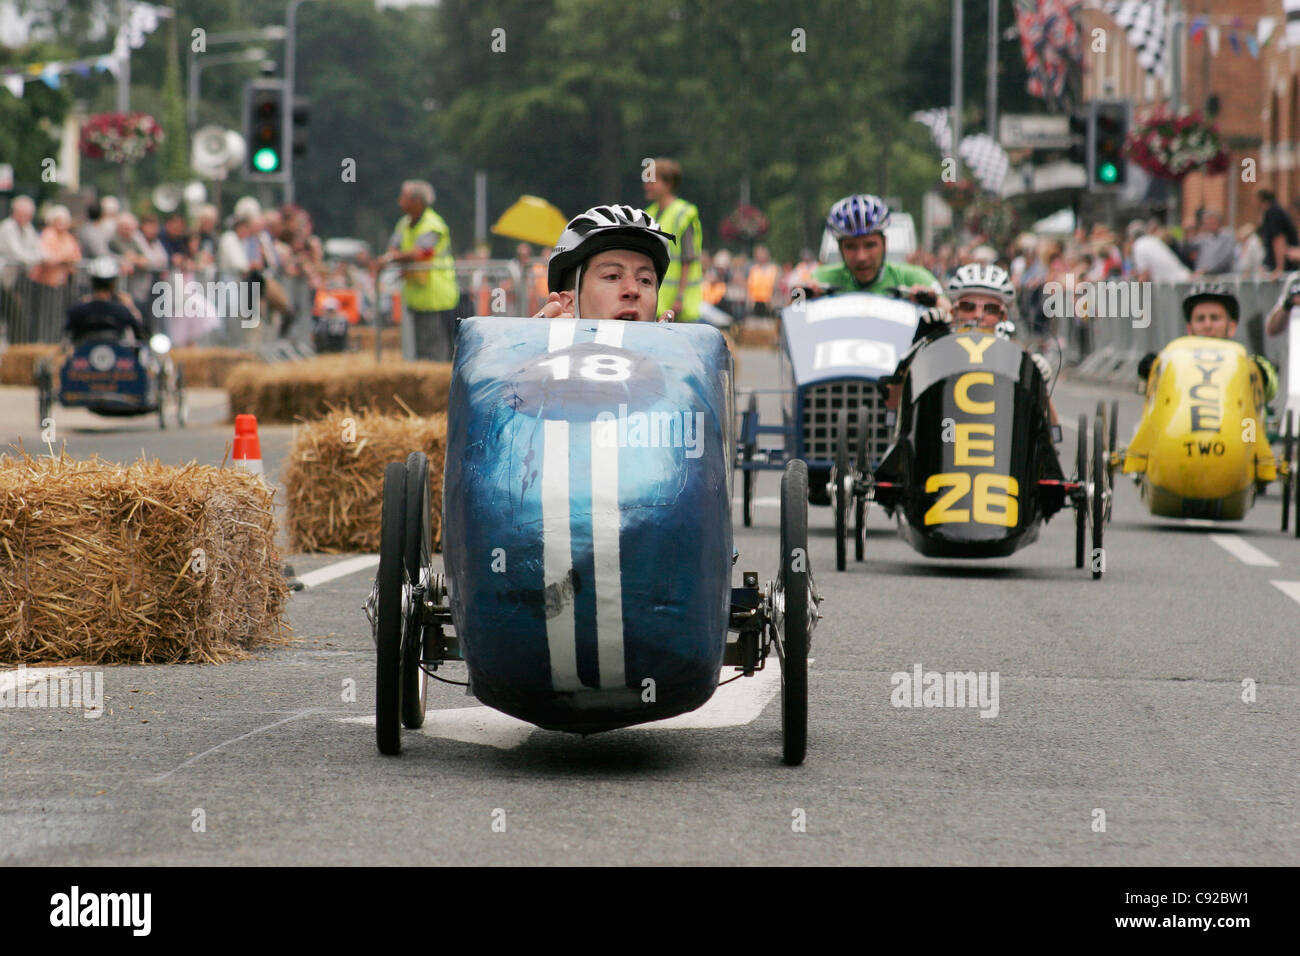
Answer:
[376, 461, 407, 755]
[778, 458, 810, 766]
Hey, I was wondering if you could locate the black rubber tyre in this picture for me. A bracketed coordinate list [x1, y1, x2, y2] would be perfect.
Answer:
[833, 410, 848, 572]
[1107, 399, 1119, 510]
[157, 375, 168, 430]
[1283, 411, 1293, 533]
[779, 459, 810, 766]
[742, 393, 757, 528]
[1092, 416, 1106, 579]
[174, 367, 188, 429]
[854, 423, 868, 562]
[376, 461, 407, 755]
[401, 452, 430, 729]
[1075, 414, 1087, 569]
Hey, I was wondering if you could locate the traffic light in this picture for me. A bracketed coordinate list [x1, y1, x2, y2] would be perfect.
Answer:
[243, 79, 285, 179]
[1088, 100, 1130, 190]
[292, 97, 309, 156]
[1067, 110, 1088, 167]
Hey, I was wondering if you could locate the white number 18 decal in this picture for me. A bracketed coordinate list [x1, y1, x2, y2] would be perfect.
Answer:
[538, 353, 632, 381]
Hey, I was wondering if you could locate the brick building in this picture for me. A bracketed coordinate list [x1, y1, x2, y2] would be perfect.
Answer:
[1078, 0, 1276, 231]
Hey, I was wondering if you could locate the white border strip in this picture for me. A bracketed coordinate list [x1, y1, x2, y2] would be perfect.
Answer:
[592, 320, 626, 348]
[589, 421, 624, 688]
[542, 419, 581, 691]
[547, 318, 577, 352]
[1209, 534, 1279, 567]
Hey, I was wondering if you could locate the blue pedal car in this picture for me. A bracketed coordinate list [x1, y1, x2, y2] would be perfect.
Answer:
[34, 333, 187, 429]
[367, 317, 820, 764]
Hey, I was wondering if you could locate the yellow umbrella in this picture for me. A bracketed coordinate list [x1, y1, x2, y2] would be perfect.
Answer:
[491, 195, 568, 247]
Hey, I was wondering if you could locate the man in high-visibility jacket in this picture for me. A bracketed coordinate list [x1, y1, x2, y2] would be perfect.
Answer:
[746, 244, 778, 317]
[643, 157, 703, 322]
[377, 179, 459, 361]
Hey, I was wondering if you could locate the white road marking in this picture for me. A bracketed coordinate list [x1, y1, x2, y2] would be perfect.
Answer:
[1182, 518, 1219, 528]
[589, 421, 625, 688]
[1208, 534, 1279, 567]
[1058, 418, 1078, 433]
[0, 666, 73, 697]
[731, 495, 781, 508]
[542, 419, 581, 691]
[339, 658, 798, 750]
[297, 555, 379, 589]
[149, 708, 322, 781]
[1270, 580, 1300, 606]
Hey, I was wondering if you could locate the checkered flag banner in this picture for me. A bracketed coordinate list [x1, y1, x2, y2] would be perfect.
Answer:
[910, 108, 954, 156]
[1103, 0, 1169, 79]
[958, 134, 1011, 192]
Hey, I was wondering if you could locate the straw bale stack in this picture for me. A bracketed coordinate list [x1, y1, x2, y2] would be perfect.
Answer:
[352, 326, 401, 352]
[735, 320, 781, 348]
[282, 407, 447, 554]
[0, 449, 289, 664]
[226, 354, 451, 423]
[171, 347, 260, 388]
[0, 344, 61, 385]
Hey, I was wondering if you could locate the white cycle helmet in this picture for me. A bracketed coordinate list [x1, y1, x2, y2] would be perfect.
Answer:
[947, 263, 1015, 305]
[548, 204, 675, 292]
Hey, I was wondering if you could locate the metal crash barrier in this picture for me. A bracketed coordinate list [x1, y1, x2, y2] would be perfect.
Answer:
[1054, 277, 1293, 420]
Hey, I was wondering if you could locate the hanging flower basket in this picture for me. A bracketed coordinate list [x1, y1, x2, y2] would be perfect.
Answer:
[1125, 104, 1229, 181]
[79, 112, 164, 165]
[719, 203, 768, 243]
[939, 178, 978, 211]
[967, 197, 1020, 248]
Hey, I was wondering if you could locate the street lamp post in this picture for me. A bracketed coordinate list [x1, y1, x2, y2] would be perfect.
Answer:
[284, 0, 319, 205]
[188, 48, 268, 136]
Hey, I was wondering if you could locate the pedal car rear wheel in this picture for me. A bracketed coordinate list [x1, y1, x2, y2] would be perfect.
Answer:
[401, 452, 430, 729]
[1092, 416, 1106, 579]
[833, 410, 848, 572]
[1075, 414, 1087, 569]
[35, 361, 52, 427]
[174, 367, 188, 429]
[376, 461, 407, 755]
[1283, 411, 1294, 533]
[779, 459, 810, 766]
[742, 393, 757, 527]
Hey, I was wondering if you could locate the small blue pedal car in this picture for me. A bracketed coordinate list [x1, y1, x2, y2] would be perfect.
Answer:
[34, 332, 186, 429]
[368, 317, 820, 764]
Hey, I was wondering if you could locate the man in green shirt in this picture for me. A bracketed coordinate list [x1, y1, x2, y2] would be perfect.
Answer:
[812, 194, 950, 329]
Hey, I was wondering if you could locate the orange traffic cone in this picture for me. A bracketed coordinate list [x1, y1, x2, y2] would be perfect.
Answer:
[232, 414, 264, 475]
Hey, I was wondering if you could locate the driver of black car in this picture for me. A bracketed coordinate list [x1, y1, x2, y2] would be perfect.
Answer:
[65, 257, 148, 344]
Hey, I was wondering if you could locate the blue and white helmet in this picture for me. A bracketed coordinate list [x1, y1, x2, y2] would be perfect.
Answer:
[826, 194, 891, 240]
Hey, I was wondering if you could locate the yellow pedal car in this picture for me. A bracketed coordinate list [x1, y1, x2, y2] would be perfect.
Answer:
[1117, 335, 1295, 529]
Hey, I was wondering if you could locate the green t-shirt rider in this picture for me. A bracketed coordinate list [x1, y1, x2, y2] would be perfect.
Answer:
[811, 193, 950, 339]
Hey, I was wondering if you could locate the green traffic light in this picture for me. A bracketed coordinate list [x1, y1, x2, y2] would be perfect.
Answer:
[1098, 161, 1119, 184]
[252, 147, 280, 173]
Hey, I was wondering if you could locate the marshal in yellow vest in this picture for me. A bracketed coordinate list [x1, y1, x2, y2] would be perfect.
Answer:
[394, 207, 458, 312]
[646, 197, 703, 322]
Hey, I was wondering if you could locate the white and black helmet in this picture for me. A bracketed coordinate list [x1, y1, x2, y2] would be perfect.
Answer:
[548, 204, 675, 292]
[947, 263, 1015, 305]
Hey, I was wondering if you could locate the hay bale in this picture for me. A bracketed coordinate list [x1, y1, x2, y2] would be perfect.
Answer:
[172, 347, 261, 388]
[352, 325, 401, 351]
[282, 408, 447, 554]
[735, 320, 780, 349]
[226, 354, 451, 423]
[0, 344, 61, 385]
[0, 449, 289, 664]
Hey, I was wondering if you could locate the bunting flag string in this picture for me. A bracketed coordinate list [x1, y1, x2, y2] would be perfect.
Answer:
[0, 2, 166, 99]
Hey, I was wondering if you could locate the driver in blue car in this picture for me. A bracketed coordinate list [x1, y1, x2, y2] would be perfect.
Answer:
[533, 204, 676, 322]
[808, 193, 951, 339]
[64, 256, 148, 344]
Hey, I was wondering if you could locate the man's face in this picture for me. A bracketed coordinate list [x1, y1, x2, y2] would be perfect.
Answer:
[643, 176, 668, 205]
[12, 202, 33, 225]
[953, 291, 1007, 330]
[1187, 301, 1236, 338]
[1203, 212, 1222, 233]
[575, 249, 658, 321]
[141, 219, 159, 238]
[839, 233, 886, 285]
[398, 189, 421, 218]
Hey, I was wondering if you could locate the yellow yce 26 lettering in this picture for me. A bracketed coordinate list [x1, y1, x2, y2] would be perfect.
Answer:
[923, 340, 1018, 527]
[924, 472, 1019, 527]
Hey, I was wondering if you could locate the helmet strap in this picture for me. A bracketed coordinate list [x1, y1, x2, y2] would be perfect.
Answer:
[573, 263, 583, 320]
